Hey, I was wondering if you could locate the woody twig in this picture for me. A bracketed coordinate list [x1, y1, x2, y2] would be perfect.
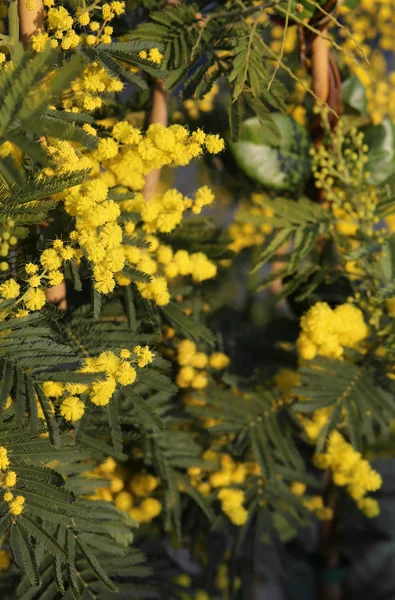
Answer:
[143, 0, 179, 201]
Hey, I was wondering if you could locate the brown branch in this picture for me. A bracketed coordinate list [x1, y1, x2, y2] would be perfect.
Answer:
[143, 79, 169, 201]
[311, 30, 329, 104]
[18, 0, 44, 47]
[143, 0, 180, 201]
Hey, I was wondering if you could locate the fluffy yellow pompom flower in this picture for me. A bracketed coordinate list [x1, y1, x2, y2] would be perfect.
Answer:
[28, 275, 41, 288]
[148, 48, 164, 64]
[178, 339, 197, 366]
[24, 288, 46, 311]
[40, 248, 62, 271]
[90, 377, 116, 406]
[96, 351, 121, 375]
[112, 121, 141, 144]
[120, 348, 131, 359]
[77, 11, 90, 26]
[48, 271, 64, 286]
[209, 352, 230, 370]
[297, 302, 368, 360]
[176, 366, 196, 388]
[32, 32, 49, 52]
[3, 492, 13, 502]
[357, 497, 380, 518]
[42, 381, 64, 398]
[133, 345, 154, 368]
[116, 362, 137, 386]
[60, 396, 85, 421]
[217, 488, 248, 526]
[95, 138, 119, 160]
[191, 373, 208, 389]
[129, 474, 158, 496]
[115, 490, 134, 511]
[9, 495, 25, 515]
[139, 497, 162, 519]
[0, 279, 20, 299]
[205, 134, 225, 154]
[5, 471, 16, 487]
[291, 481, 306, 496]
[0, 447, 9, 471]
[47, 6, 73, 31]
[190, 352, 208, 369]
[334, 304, 369, 348]
[25, 263, 38, 275]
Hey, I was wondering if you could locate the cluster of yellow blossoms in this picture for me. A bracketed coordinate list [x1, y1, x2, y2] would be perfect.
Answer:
[314, 432, 382, 518]
[176, 339, 230, 390]
[43, 346, 154, 421]
[290, 481, 333, 521]
[90, 458, 162, 524]
[0, 447, 24, 516]
[311, 122, 381, 245]
[0, 238, 76, 317]
[45, 124, 223, 302]
[228, 193, 274, 254]
[0, 218, 18, 273]
[337, 0, 395, 125]
[187, 453, 256, 526]
[67, 63, 124, 112]
[297, 302, 368, 360]
[32, 1, 125, 53]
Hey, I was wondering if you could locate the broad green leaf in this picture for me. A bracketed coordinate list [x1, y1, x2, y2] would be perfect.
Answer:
[342, 75, 367, 115]
[230, 115, 312, 191]
[365, 119, 395, 185]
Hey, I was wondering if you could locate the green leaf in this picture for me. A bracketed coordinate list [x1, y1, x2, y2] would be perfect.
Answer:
[35, 384, 60, 448]
[230, 115, 312, 191]
[365, 119, 395, 185]
[161, 303, 216, 346]
[251, 228, 293, 274]
[122, 388, 165, 432]
[77, 538, 118, 593]
[92, 288, 102, 319]
[107, 391, 123, 455]
[19, 515, 67, 563]
[11, 524, 40, 588]
[342, 75, 367, 115]
[0, 361, 14, 412]
[229, 96, 241, 142]
[124, 285, 137, 332]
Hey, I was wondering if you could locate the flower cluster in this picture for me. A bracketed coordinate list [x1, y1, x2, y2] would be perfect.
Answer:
[32, 1, 125, 53]
[297, 302, 368, 360]
[290, 481, 333, 520]
[89, 458, 162, 524]
[338, 1, 395, 124]
[100, 123, 224, 191]
[311, 122, 380, 239]
[187, 452, 259, 526]
[138, 48, 163, 64]
[0, 218, 17, 273]
[228, 193, 274, 254]
[176, 339, 230, 390]
[0, 447, 24, 516]
[314, 431, 382, 518]
[66, 63, 124, 112]
[51, 125, 223, 302]
[217, 488, 248, 526]
[43, 346, 154, 421]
